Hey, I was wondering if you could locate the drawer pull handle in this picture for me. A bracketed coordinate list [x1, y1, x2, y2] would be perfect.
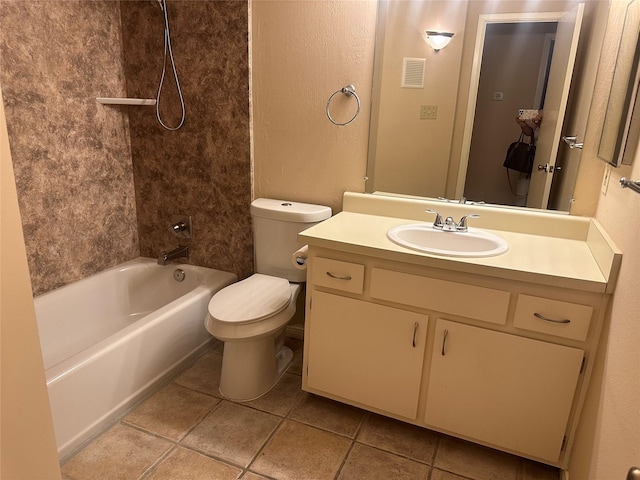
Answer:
[412, 321, 418, 347]
[534, 312, 571, 324]
[326, 272, 352, 281]
[441, 329, 448, 356]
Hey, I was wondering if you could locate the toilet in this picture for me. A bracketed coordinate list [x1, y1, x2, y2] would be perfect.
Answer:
[205, 198, 331, 401]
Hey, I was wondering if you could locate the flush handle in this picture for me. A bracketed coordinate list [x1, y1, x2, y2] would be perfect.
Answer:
[534, 312, 571, 324]
[326, 272, 352, 281]
[441, 329, 448, 356]
[412, 322, 419, 347]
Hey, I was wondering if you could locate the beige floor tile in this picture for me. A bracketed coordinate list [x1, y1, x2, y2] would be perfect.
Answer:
[124, 383, 220, 441]
[145, 446, 242, 480]
[431, 468, 470, 480]
[174, 350, 223, 397]
[521, 460, 560, 480]
[357, 413, 439, 463]
[241, 473, 271, 480]
[243, 372, 302, 417]
[61, 424, 171, 480]
[337, 443, 429, 480]
[251, 419, 352, 480]
[182, 401, 280, 467]
[434, 436, 520, 480]
[289, 392, 366, 438]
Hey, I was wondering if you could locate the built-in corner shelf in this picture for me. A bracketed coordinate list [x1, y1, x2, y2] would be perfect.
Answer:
[96, 97, 156, 106]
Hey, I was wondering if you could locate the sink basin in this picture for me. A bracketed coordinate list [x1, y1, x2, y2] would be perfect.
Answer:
[387, 223, 509, 257]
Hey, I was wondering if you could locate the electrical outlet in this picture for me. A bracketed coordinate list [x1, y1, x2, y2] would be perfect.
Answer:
[601, 165, 611, 195]
[420, 105, 438, 120]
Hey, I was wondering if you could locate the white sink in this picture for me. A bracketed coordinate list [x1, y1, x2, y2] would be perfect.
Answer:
[387, 223, 509, 257]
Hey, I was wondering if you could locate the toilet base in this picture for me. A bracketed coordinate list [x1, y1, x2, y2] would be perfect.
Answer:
[219, 334, 293, 402]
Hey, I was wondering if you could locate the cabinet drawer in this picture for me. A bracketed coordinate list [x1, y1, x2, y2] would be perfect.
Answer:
[514, 295, 592, 341]
[370, 268, 509, 325]
[311, 257, 365, 294]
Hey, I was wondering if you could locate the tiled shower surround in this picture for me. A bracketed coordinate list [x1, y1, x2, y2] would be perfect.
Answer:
[0, 0, 252, 295]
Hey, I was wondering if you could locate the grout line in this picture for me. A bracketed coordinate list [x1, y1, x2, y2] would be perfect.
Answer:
[138, 444, 177, 480]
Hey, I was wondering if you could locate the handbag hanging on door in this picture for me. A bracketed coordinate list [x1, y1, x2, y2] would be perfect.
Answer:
[503, 133, 535, 174]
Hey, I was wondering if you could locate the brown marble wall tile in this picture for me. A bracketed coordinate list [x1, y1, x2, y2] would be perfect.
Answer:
[1, 0, 253, 295]
[0, 1, 140, 296]
[121, 0, 253, 279]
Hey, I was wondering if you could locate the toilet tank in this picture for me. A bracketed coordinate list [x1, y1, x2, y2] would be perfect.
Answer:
[251, 198, 332, 282]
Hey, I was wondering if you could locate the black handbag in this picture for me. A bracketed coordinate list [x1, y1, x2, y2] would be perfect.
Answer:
[503, 133, 535, 174]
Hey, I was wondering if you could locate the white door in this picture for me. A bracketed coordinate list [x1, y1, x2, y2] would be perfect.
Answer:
[527, 4, 584, 208]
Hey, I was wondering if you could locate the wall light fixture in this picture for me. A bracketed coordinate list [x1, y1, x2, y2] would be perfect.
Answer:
[425, 31, 454, 52]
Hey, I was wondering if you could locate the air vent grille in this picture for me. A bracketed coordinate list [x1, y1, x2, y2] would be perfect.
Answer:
[402, 57, 426, 88]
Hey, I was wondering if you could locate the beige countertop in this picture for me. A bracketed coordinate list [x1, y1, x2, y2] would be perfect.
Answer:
[299, 195, 622, 294]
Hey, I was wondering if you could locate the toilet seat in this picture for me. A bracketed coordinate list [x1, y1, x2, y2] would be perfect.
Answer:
[208, 274, 292, 325]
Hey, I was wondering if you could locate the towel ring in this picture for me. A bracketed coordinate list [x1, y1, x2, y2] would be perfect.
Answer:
[326, 84, 361, 126]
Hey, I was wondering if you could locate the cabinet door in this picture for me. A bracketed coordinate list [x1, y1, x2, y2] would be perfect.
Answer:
[306, 291, 428, 419]
[425, 319, 583, 463]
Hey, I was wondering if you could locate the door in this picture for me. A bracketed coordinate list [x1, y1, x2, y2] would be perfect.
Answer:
[305, 291, 428, 419]
[527, 4, 584, 208]
[425, 319, 584, 463]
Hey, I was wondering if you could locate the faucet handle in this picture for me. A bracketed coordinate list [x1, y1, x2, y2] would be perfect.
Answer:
[425, 209, 444, 228]
[457, 214, 480, 231]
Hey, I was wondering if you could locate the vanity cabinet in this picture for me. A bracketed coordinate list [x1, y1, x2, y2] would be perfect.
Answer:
[302, 249, 608, 467]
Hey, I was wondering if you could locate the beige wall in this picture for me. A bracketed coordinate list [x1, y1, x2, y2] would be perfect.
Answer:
[1, 85, 61, 479]
[569, 3, 640, 477]
[251, 0, 377, 214]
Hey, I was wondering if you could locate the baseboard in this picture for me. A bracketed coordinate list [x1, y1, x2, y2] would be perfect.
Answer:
[286, 324, 304, 340]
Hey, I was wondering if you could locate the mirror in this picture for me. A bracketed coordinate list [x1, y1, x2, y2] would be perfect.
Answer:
[366, 0, 609, 212]
[597, 0, 640, 167]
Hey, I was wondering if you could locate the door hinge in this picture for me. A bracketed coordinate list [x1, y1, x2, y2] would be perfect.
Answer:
[309, 296, 312, 310]
[580, 356, 587, 374]
[561, 435, 567, 451]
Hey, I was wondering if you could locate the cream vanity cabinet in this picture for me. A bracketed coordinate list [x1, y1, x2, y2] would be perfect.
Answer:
[302, 248, 607, 467]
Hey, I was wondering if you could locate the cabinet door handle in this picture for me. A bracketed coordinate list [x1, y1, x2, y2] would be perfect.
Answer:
[533, 312, 571, 324]
[441, 329, 448, 356]
[412, 321, 418, 347]
[326, 271, 352, 281]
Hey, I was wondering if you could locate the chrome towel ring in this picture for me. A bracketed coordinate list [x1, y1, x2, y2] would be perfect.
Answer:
[326, 84, 361, 126]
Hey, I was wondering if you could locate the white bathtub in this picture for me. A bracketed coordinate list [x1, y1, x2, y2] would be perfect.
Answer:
[34, 257, 237, 460]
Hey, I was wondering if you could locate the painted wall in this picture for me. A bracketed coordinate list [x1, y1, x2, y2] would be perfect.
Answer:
[568, 0, 640, 475]
[0, 0, 253, 295]
[251, 0, 377, 214]
[1, 85, 61, 479]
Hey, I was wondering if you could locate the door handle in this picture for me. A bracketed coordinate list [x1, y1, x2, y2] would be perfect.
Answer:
[562, 135, 583, 149]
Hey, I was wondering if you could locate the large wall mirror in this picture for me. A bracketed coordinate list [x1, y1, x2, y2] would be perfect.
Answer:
[366, 0, 615, 213]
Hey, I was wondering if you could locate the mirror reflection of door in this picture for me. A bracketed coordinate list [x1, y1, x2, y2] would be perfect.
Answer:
[464, 21, 557, 206]
[462, 5, 584, 209]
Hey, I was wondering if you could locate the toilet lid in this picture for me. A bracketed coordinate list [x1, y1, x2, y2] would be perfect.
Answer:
[208, 274, 292, 324]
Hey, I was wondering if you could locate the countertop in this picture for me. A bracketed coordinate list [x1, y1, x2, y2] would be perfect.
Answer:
[298, 194, 622, 294]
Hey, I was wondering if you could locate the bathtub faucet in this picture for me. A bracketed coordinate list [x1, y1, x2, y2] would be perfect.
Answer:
[158, 245, 189, 265]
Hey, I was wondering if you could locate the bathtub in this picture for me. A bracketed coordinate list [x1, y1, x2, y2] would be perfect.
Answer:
[34, 257, 237, 460]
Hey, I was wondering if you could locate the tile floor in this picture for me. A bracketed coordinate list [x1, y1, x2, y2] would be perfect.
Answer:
[61, 339, 560, 480]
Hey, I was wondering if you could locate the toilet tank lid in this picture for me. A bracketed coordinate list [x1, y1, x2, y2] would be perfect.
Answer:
[251, 198, 332, 223]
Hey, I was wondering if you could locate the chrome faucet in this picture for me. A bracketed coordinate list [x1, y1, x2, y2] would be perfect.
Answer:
[425, 209, 479, 232]
[158, 245, 189, 265]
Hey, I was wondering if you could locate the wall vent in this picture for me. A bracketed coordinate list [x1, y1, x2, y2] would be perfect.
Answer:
[402, 57, 426, 88]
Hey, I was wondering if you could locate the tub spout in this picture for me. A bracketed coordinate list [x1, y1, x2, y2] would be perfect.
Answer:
[158, 245, 189, 265]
